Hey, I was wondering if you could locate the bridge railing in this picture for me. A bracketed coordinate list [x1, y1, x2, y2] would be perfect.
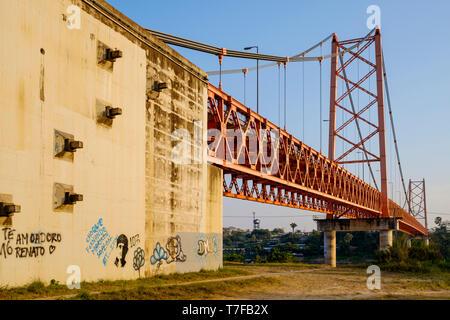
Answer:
[207, 83, 381, 218]
[206, 84, 427, 236]
[388, 199, 428, 236]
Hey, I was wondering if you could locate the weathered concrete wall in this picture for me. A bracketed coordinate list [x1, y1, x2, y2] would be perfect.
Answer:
[0, 0, 222, 287]
[143, 24, 219, 275]
[146, 165, 223, 275]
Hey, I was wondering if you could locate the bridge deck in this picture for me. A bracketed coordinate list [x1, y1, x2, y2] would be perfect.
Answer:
[207, 84, 427, 236]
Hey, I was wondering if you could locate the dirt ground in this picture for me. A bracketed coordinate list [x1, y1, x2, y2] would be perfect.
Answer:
[212, 264, 450, 300]
[5, 263, 448, 300]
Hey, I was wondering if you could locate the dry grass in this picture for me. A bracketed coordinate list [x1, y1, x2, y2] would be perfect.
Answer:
[0, 280, 69, 300]
[0, 268, 250, 300]
[70, 276, 280, 300]
[1, 264, 448, 300]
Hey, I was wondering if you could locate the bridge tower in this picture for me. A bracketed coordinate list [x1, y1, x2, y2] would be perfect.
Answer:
[322, 28, 394, 266]
[408, 179, 429, 245]
[328, 28, 389, 218]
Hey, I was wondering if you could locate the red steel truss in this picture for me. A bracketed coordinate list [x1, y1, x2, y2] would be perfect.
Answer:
[207, 83, 379, 219]
[206, 83, 427, 236]
[206, 28, 427, 236]
[408, 179, 428, 231]
[329, 29, 390, 218]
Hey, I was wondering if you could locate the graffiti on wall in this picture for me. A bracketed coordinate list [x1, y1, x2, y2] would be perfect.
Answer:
[166, 235, 187, 263]
[85, 218, 117, 266]
[197, 236, 217, 256]
[130, 234, 140, 248]
[113, 234, 129, 267]
[0, 227, 62, 259]
[150, 235, 187, 269]
[150, 242, 167, 268]
[85, 218, 142, 270]
[133, 247, 145, 277]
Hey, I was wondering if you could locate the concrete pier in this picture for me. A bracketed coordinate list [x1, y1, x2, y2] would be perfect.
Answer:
[316, 218, 398, 266]
[379, 230, 393, 250]
[324, 231, 336, 267]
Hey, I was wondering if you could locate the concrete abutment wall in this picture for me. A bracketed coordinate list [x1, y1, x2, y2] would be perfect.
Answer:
[0, 0, 222, 287]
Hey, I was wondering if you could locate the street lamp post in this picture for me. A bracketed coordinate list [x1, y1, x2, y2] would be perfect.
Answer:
[357, 151, 365, 181]
[322, 119, 329, 154]
[388, 182, 394, 200]
[244, 46, 259, 114]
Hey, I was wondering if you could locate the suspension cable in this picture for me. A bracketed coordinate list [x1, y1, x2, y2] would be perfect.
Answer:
[319, 54, 323, 154]
[284, 62, 287, 130]
[80, 0, 208, 83]
[382, 52, 411, 212]
[243, 69, 247, 105]
[146, 28, 289, 62]
[218, 54, 223, 89]
[368, 46, 372, 186]
[302, 55, 305, 141]
[200, 28, 377, 75]
[357, 44, 362, 179]
[278, 62, 281, 127]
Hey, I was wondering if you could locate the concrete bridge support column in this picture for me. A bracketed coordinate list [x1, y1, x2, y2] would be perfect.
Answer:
[316, 218, 398, 267]
[324, 230, 336, 267]
[423, 238, 429, 247]
[379, 230, 393, 250]
[406, 238, 412, 248]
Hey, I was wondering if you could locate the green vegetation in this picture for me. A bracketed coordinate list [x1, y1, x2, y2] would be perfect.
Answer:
[223, 227, 380, 264]
[76, 290, 93, 300]
[0, 279, 68, 300]
[302, 230, 323, 259]
[26, 281, 46, 294]
[290, 222, 298, 235]
[372, 217, 450, 274]
[375, 233, 449, 274]
[266, 247, 292, 263]
[224, 216, 450, 270]
[431, 218, 450, 260]
[225, 261, 325, 269]
[223, 252, 244, 262]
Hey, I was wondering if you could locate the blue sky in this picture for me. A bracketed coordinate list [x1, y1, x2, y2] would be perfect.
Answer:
[107, 0, 450, 232]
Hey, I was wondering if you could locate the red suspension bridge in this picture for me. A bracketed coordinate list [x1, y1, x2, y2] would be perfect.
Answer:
[149, 27, 428, 238]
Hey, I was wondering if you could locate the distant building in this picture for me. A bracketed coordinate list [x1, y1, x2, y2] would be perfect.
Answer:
[267, 239, 280, 245]
[223, 226, 246, 236]
[223, 247, 246, 254]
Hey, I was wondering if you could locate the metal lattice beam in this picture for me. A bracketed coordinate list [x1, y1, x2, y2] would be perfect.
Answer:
[206, 83, 427, 236]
